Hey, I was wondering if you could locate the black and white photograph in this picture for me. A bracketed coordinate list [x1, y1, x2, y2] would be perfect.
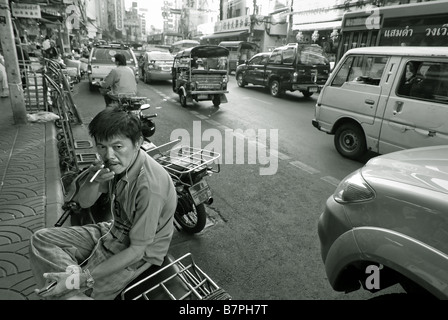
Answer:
[0, 0, 447, 309]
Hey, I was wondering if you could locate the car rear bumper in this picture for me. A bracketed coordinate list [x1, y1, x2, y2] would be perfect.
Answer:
[291, 84, 323, 92]
[146, 71, 172, 81]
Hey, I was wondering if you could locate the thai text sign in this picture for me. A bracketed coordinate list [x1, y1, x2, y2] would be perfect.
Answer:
[214, 15, 250, 33]
[12, 3, 41, 19]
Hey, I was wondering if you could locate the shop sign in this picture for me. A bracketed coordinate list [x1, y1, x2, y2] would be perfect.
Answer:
[292, 7, 342, 25]
[11, 3, 41, 19]
[214, 15, 250, 33]
[115, 0, 123, 30]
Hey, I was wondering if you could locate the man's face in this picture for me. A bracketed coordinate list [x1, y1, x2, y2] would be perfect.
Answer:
[95, 135, 139, 175]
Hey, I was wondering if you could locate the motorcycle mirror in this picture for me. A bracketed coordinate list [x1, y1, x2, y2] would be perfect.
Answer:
[140, 104, 150, 110]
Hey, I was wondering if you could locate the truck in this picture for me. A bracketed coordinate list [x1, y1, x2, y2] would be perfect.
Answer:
[235, 43, 331, 98]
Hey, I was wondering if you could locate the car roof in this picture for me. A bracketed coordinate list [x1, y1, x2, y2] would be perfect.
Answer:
[218, 41, 259, 49]
[174, 45, 229, 58]
[145, 51, 174, 58]
[254, 52, 271, 56]
[172, 40, 200, 46]
[345, 46, 448, 58]
[94, 43, 130, 49]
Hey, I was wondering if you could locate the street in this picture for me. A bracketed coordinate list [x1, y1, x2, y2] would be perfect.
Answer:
[71, 75, 402, 300]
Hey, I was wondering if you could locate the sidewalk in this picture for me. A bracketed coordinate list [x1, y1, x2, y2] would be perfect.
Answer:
[0, 97, 63, 300]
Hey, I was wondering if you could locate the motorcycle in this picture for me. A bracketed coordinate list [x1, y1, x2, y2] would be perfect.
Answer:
[58, 92, 219, 234]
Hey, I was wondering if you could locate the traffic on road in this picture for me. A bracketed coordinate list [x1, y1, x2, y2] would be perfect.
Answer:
[71, 47, 447, 300]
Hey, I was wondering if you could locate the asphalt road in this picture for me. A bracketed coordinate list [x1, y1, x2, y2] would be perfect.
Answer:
[72, 75, 403, 300]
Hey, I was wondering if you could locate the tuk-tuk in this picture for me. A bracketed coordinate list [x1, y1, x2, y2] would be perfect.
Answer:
[218, 41, 259, 73]
[172, 45, 229, 107]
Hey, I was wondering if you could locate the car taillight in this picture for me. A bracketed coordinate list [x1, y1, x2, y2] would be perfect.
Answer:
[333, 170, 375, 203]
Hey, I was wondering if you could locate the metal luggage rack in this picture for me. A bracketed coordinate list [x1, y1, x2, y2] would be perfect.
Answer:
[149, 139, 221, 177]
[121, 253, 231, 300]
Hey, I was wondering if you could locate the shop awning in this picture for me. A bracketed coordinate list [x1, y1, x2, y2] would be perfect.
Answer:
[292, 20, 341, 31]
[40, 11, 63, 25]
[40, 17, 62, 25]
[201, 30, 249, 40]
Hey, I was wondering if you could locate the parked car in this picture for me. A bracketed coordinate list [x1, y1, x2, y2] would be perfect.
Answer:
[87, 44, 138, 91]
[318, 145, 448, 299]
[235, 43, 330, 98]
[312, 46, 448, 161]
[235, 52, 271, 87]
[140, 50, 174, 84]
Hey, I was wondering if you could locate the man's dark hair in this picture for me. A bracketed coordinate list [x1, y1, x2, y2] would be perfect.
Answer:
[114, 53, 127, 66]
[88, 107, 142, 145]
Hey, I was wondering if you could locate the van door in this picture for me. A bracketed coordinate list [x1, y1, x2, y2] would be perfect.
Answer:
[379, 59, 448, 154]
[319, 54, 389, 129]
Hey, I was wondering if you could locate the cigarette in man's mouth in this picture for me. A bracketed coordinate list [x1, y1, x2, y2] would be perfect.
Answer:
[90, 164, 105, 183]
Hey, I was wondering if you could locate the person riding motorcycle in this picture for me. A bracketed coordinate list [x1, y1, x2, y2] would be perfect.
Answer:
[96, 53, 137, 107]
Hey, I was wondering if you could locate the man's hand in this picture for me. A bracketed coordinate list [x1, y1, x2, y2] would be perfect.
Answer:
[35, 271, 88, 298]
[88, 160, 115, 183]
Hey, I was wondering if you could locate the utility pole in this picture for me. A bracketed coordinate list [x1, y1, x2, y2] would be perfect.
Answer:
[286, 0, 294, 44]
[0, 0, 27, 124]
[249, 0, 257, 42]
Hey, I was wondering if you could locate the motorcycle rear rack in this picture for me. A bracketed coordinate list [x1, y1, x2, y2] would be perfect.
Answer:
[120, 253, 231, 300]
[148, 139, 220, 185]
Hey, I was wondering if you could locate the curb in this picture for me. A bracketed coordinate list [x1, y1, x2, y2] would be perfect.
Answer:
[44, 122, 64, 228]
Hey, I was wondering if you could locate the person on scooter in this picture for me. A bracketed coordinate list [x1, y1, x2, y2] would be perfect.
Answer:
[29, 107, 177, 300]
[95, 53, 137, 107]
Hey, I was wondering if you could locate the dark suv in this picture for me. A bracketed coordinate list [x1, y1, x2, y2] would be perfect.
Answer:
[236, 43, 330, 97]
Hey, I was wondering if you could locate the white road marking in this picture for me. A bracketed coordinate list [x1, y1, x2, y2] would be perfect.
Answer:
[289, 160, 320, 174]
[320, 176, 341, 187]
[205, 119, 221, 126]
[270, 150, 291, 161]
[242, 96, 271, 105]
[153, 89, 339, 187]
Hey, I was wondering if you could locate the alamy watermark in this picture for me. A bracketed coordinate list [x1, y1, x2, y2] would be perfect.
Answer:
[364, 5, 380, 30]
[64, 265, 83, 290]
[365, 265, 381, 290]
[170, 121, 279, 176]
[65, 5, 80, 30]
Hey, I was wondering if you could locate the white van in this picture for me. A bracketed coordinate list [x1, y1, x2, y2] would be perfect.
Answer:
[312, 46, 448, 160]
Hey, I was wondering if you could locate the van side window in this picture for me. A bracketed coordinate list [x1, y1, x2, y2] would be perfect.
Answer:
[402, 61, 448, 104]
[331, 56, 354, 86]
[331, 55, 387, 87]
